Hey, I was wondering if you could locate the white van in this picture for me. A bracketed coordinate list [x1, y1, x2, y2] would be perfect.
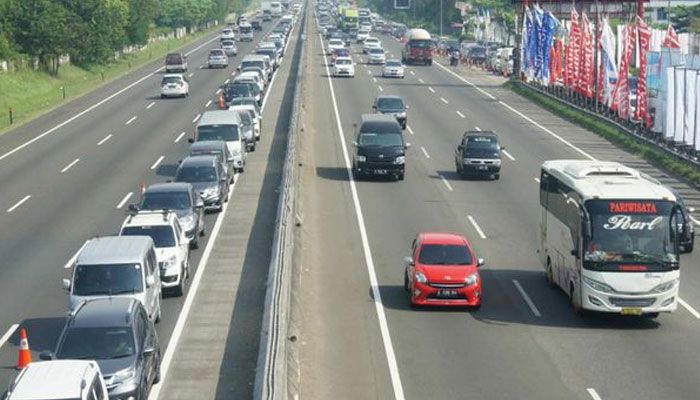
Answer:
[63, 236, 163, 323]
[5, 360, 108, 400]
[271, 1, 282, 17]
[238, 22, 254, 41]
[194, 110, 247, 172]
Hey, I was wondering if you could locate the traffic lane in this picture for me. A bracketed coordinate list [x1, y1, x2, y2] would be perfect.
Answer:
[320, 35, 582, 400]
[0, 28, 280, 375]
[358, 38, 700, 399]
[0, 22, 275, 205]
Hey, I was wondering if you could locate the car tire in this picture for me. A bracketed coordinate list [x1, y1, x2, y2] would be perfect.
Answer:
[404, 270, 410, 291]
[397, 172, 404, 181]
[570, 283, 584, 317]
[494, 173, 500, 180]
[545, 259, 555, 288]
[401, 122, 407, 130]
[173, 269, 185, 297]
[160, 94, 165, 99]
[154, 299, 162, 324]
[685, 241, 694, 253]
[190, 237, 199, 250]
[153, 358, 162, 384]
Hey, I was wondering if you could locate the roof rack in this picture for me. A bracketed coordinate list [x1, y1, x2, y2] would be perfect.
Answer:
[127, 208, 172, 223]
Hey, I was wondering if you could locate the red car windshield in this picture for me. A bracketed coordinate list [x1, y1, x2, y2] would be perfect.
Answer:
[419, 244, 472, 265]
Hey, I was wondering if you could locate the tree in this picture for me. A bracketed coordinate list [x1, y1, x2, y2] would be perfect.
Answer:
[6, 0, 80, 74]
[127, 0, 160, 45]
[64, 0, 129, 65]
[159, 0, 215, 30]
[671, 5, 700, 33]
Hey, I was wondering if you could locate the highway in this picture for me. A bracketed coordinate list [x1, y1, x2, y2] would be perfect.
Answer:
[0, 16, 298, 399]
[299, 8, 700, 400]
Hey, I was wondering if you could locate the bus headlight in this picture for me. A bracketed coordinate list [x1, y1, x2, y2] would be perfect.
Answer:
[652, 279, 678, 293]
[582, 276, 615, 293]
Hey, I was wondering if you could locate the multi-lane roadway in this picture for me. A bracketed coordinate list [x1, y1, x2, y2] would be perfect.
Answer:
[299, 9, 700, 400]
[0, 15, 301, 400]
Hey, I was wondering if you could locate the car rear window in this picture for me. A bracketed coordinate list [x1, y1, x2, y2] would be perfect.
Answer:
[122, 225, 176, 248]
[198, 124, 240, 141]
[166, 54, 182, 64]
[176, 165, 218, 183]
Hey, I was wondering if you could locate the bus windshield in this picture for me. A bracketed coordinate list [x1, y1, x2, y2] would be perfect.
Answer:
[584, 200, 678, 270]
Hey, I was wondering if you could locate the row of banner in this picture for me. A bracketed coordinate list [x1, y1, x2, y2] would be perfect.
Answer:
[520, 5, 700, 150]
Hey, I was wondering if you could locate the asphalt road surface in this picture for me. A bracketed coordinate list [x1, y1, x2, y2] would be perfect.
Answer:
[0, 17, 296, 399]
[298, 10, 700, 400]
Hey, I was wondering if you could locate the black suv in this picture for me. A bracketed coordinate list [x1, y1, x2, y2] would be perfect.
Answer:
[353, 114, 410, 181]
[454, 130, 503, 180]
[372, 95, 407, 129]
[43, 298, 161, 400]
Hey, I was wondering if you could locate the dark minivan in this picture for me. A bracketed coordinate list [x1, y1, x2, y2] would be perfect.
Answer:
[165, 52, 187, 73]
[455, 130, 503, 180]
[352, 114, 410, 181]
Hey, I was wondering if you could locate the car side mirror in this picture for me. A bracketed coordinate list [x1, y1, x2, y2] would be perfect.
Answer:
[405, 105, 410, 109]
[146, 275, 156, 288]
[62, 278, 71, 291]
[403, 256, 414, 266]
[187, 138, 195, 143]
[457, 144, 464, 150]
[477, 258, 485, 267]
[39, 351, 54, 361]
[689, 207, 696, 213]
[128, 204, 139, 212]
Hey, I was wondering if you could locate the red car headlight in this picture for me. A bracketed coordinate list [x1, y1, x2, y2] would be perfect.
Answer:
[465, 273, 479, 286]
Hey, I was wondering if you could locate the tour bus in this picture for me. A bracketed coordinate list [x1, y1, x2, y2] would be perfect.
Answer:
[538, 160, 683, 318]
[238, 22, 254, 41]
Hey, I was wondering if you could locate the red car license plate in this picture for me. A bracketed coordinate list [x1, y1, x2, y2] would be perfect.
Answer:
[438, 289, 459, 298]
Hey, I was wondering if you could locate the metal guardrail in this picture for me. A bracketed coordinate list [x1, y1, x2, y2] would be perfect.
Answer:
[253, 4, 306, 400]
[516, 81, 700, 171]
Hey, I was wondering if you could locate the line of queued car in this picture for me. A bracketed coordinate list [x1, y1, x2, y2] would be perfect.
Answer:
[3, 6, 301, 400]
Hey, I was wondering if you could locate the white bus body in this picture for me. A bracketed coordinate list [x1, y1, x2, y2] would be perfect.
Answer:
[538, 160, 682, 317]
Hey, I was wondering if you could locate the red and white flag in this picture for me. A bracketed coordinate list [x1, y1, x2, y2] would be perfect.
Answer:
[566, 8, 581, 89]
[612, 24, 634, 119]
[636, 16, 652, 126]
[579, 12, 594, 98]
[662, 24, 681, 49]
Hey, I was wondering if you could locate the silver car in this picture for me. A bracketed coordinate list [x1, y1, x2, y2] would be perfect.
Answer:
[208, 49, 229, 68]
[221, 40, 238, 56]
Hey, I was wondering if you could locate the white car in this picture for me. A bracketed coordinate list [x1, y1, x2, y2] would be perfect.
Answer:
[333, 56, 355, 77]
[221, 40, 238, 56]
[357, 28, 370, 42]
[5, 360, 109, 400]
[382, 59, 405, 78]
[160, 74, 189, 98]
[234, 71, 265, 94]
[363, 37, 381, 53]
[120, 211, 190, 297]
[367, 47, 386, 64]
[327, 38, 345, 55]
[229, 104, 262, 140]
[221, 28, 235, 41]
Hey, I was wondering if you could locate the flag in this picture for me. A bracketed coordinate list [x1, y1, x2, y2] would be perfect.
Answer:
[600, 17, 618, 107]
[580, 12, 594, 97]
[550, 38, 563, 85]
[636, 16, 652, 126]
[567, 8, 581, 89]
[612, 24, 634, 119]
[541, 11, 559, 83]
[662, 24, 681, 49]
[521, 6, 532, 74]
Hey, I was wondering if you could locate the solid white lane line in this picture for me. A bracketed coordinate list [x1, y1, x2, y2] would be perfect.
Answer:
[63, 240, 90, 269]
[261, 64, 283, 113]
[97, 134, 112, 146]
[146, 101, 155, 109]
[216, 88, 222, 94]
[116, 192, 133, 209]
[467, 215, 486, 239]
[439, 174, 453, 191]
[435, 61, 497, 100]
[456, 111, 466, 118]
[224, 78, 230, 84]
[149, 174, 240, 400]
[428, 86, 435, 93]
[502, 149, 516, 161]
[0, 324, 19, 350]
[206, 99, 212, 107]
[513, 280, 542, 317]
[192, 113, 201, 123]
[378, 85, 383, 92]
[0, 33, 220, 164]
[586, 388, 603, 400]
[534, 177, 541, 183]
[420, 146, 430, 159]
[679, 297, 700, 319]
[174, 131, 187, 143]
[418, 78, 424, 83]
[60, 158, 80, 173]
[440, 97, 448, 104]
[150, 156, 165, 170]
[7, 195, 31, 213]
[373, 77, 377, 83]
[125, 116, 137, 125]
[318, 33, 406, 400]
[407, 126, 414, 135]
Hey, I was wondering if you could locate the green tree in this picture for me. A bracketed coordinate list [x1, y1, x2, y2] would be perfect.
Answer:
[6, 0, 80, 74]
[159, 0, 215, 30]
[671, 5, 700, 33]
[127, 0, 160, 45]
[64, 0, 129, 65]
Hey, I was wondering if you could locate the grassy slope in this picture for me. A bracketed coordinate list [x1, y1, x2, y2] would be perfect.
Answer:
[0, 25, 218, 134]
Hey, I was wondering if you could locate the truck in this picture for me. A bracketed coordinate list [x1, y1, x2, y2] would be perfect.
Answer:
[261, 0, 272, 20]
[401, 28, 434, 65]
[338, 8, 359, 31]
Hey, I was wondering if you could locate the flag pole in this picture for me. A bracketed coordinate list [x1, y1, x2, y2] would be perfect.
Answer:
[594, 0, 600, 112]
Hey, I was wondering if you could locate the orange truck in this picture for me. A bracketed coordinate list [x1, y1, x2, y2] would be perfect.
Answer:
[401, 29, 434, 66]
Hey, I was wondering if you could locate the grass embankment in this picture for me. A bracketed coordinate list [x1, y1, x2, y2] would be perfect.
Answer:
[507, 81, 700, 187]
[0, 25, 219, 135]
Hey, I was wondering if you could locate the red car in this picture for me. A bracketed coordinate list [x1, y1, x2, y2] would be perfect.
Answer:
[404, 232, 484, 308]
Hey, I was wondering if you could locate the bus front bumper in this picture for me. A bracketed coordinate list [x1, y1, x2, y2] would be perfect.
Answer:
[582, 287, 678, 315]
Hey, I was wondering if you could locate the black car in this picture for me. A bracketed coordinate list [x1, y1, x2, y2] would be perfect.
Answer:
[43, 298, 161, 400]
[352, 114, 410, 181]
[131, 182, 205, 248]
[175, 155, 230, 212]
[668, 187, 696, 253]
[373, 95, 407, 129]
[455, 130, 502, 180]
[223, 82, 261, 106]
